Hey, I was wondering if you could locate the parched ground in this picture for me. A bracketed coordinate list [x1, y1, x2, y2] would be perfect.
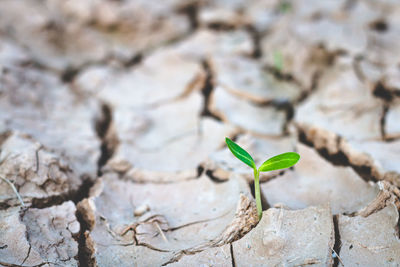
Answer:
[0, 0, 400, 266]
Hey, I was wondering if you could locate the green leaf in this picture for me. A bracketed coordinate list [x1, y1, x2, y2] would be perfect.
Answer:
[258, 152, 300, 172]
[225, 137, 255, 169]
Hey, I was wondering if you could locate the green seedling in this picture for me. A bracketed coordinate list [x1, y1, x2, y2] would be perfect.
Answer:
[279, 1, 292, 14]
[225, 137, 299, 220]
[273, 51, 284, 72]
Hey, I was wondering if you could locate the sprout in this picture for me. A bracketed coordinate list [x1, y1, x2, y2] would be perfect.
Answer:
[225, 137, 300, 220]
[273, 51, 284, 72]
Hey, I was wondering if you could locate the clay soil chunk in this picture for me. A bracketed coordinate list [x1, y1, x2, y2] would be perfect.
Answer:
[211, 55, 302, 103]
[167, 245, 232, 267]
[0, 201, 80, 267]
[105, 91, 235, 182]
[0, 0, 190, 70]
[76, 50, 205, 108]
[210, 86, 286, 136]
[260, 22, 337, 90]
[295, 59, 382, 141]
[261, 144, 378, 214]
[386, 102, 400, 139]
[0, 132, 81, 207]
[170, 29, 254, 60]
[0, 67, 100, 177]
[0, 38, 29, 67]
[341, 138, 400, 183]
[338, 203, 400, 266]
[0, 207, 43, 266]
[232, 205, 334, 266]
[86, 173, 255, 266]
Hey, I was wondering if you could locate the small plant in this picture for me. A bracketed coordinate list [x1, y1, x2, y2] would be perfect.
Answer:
[278, 1, 292, 14]
[225, 137, 300, 220]
[273, 51, 284, 72]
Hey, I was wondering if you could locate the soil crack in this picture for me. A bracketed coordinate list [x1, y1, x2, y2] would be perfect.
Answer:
[230, 243, 236, 267]
[177, 2, 199, 31]
[355, 181, 400, 218]
[0, 261, 48, 267]
[20, 243, 31, 266]
[332, 215, 343, 267]
[30, 178, 94, 209]
[161, 194, 258, 265]
[95, 103, 118, 177]
[75, 200, 97, 267]
[200, 60, 223, 121]
[246, 25, 263, 59]
[296, 123, 381, 183]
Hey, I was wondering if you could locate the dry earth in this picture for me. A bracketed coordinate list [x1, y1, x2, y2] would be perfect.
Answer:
[0, 0, 400, 266]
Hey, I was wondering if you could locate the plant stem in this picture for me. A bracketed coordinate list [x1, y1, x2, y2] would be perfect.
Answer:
[253, 168, 262, 220]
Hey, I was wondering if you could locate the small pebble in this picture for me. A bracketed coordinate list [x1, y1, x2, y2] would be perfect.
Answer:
[134, 204, 150, 216]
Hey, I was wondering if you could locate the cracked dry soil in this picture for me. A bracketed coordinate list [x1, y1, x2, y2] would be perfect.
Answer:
[1, 0, 400, 266]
